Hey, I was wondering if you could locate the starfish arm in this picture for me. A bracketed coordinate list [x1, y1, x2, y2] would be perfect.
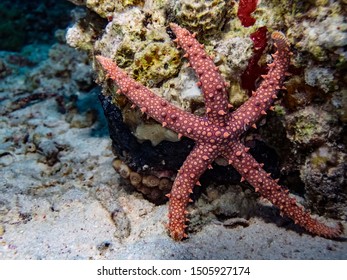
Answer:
[223, 141, 343, 238]
[168, 142, 218, 240]
[96, 55, 206, 140]
[229, 32, 291, 133]
[170, 23, 231, 126]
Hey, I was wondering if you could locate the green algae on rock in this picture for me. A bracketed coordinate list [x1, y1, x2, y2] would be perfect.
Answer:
[130, 42, 181, 87]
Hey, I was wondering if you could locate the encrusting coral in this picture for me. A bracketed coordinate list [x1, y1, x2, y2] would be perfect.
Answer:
[172, 0, 229, 34]
[96, 23, 343, 241]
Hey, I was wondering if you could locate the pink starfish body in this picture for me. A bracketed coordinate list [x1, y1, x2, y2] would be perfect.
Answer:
[96, 23, 343, 241]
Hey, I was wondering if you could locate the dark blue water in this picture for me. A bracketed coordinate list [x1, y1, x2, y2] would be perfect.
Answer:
[0, 0, 74, 51]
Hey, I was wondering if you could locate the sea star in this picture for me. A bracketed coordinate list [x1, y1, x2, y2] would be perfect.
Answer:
[96, 23, 343, 241]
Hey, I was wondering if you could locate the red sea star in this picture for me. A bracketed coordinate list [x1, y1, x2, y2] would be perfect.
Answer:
[96, 23, 343, 241]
